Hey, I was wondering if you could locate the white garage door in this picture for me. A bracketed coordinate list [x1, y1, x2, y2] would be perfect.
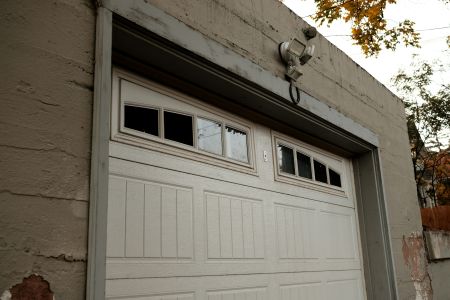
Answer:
[105, 69, 366, 300]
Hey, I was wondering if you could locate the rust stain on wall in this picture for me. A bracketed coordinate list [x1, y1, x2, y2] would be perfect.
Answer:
[402, 232, 433, 300]
[9, 275, 54, 300]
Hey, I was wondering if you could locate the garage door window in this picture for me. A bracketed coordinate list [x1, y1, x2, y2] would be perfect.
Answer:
[164, 111, 194, 146]
[124, 104, 159, 136]
[225, 126, 248, 162]
[297, 151, 313, 179]
[277, 144, 295, 175]
[117, 77, 252, 167]
[314, 160, 328, 184]
[123, 106, 249, 163]
[275, 139, 342, 189]
[197, 118, 222, 155]
[329, 168, 342, 187]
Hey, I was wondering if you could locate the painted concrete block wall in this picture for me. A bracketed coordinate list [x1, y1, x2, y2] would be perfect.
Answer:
[143, 0, 432, 298]
[0, 0, 445, 299]
[429, 260, 450, 300]
[0, 0, 95, 299]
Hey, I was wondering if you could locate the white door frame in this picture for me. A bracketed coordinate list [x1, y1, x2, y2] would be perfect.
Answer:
[87, 3, 397, 299]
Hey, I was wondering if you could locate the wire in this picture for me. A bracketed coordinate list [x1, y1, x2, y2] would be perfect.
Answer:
[289, 81, 301, 105]
[324, 25, 450, 37]
[417, 26, 450, 32]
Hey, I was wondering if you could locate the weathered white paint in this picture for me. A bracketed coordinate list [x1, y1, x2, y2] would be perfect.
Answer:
[104, 70, 366, 299]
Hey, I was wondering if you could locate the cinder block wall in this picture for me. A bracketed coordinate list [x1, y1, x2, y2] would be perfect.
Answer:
[1, 0, 445, 299]
[144, 0, 425, 298]
[0, 0, 95, 299]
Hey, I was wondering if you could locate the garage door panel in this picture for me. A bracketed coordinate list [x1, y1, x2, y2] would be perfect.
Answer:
[275, 203, 318, 259]
[273, 199, 360, 262]
[106, 275, 269, 299]
[106, 270, 363, 299]
[207, 286, 266, 300]
[107, 177, 126, 257]
[107, 159, 361, 279]
[110, 142, 354, 209]
[106, 291, 195, 300]
[106, 259, 362, 280]
[278, 271, 364, 300]
[205, 192, 265, 260]
[320, 210, 358, 260]
[279, 282, 322, 300]
[125, 181, 145, 257]
[325, 278, 363, 300]
[107, 71, 365, 299]
[107, 174, 194, 261]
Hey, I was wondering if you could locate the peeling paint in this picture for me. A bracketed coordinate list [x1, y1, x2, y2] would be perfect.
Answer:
[6, 274, 55, 300]
[402, 232, 433, 300]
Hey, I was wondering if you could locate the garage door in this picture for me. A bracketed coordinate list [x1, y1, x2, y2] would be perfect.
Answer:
[105, 69, 366, 299]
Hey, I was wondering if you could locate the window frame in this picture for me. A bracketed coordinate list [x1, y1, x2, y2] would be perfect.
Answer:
[313, 158, 329, 184]
[223, 124, 250, 163]
[273, 133, 346, 196]
[112, 68, 256, 174]
[276, 142, 297, 176]
[122, 103, 161, 139]
[328, 167, 343, 187]
[162, 109, 195, 147]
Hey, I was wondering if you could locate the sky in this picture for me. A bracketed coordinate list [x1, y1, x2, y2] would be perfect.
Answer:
[283, 0, 450, 146]
[282, 0, 450, 92]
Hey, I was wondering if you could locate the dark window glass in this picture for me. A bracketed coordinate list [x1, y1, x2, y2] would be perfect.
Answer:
[314, 160, 328, 183]
[277, 144, 295, 175]
[164, 111, 193, 146]
[329, 169, 342, 187]
[124, 105, 159, 136]
[225, 126, 248, 162]
[297, 152, 312, 179]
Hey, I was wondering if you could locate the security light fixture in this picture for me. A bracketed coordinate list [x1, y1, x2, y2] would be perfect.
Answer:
[279, 38, 306, 65]
[278, 26, 317, 104]
[279, 38, 316, 81]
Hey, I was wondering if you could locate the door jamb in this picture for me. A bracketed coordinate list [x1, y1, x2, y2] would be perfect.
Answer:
[86, 7, 112, 300]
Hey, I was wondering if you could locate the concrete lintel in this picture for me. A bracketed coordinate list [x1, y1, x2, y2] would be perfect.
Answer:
[100, 0, 379, 147]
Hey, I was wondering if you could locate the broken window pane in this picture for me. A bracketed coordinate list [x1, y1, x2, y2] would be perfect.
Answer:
[277, 144, 295, 175]
[314, 160, 328, 183]
[124, 105, 159, 136]
[197, 118, 222, 155]
[164, 111, 193, 146]
[297, 152, 312, 179]
[225, 126, 248, 162]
